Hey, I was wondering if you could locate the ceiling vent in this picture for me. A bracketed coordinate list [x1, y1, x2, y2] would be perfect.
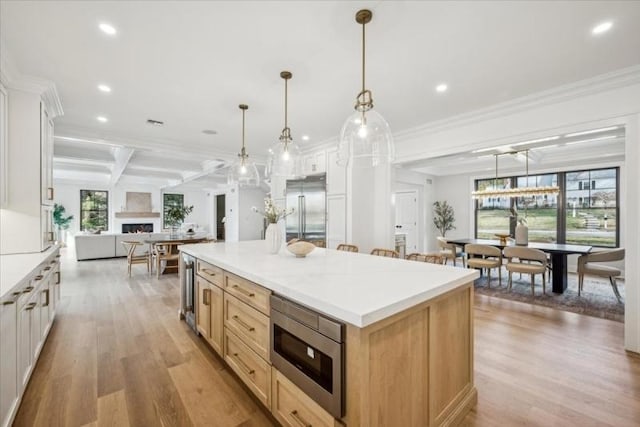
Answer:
[146, 119, 164, 126]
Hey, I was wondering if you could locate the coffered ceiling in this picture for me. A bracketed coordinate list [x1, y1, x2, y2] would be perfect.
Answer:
[2, 1, 639, 185]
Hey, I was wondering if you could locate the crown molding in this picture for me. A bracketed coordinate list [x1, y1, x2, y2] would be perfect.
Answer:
[394, 65, 640, 143]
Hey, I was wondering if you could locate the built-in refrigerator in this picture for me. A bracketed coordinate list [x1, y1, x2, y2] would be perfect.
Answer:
[285, 174, 326, 246]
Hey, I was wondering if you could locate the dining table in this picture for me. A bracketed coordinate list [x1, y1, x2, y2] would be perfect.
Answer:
[143, 233, 209, 274]
[445, 238, 592, 293]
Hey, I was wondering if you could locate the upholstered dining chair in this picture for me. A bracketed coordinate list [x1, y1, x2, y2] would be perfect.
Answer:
[577, 248, 625, 303]
[437, 237, 466, 267]
[503, 246, 547, 295]
[121, 241, 150, 277]
[154, 242, 180, 278]
[464, 244, 503, 287]
[337, 244, 359, 253]
[370, 248, 399, 258]
[406, 253, 443, 264]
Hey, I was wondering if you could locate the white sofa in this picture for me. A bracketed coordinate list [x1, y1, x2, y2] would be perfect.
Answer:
[75, 233, 169, 260]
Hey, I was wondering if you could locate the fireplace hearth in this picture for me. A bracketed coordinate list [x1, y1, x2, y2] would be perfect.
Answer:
[122, 223, 154, 233]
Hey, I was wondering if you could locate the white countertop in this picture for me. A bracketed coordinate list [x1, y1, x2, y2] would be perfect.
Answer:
[0, 246, 59, 297]
[180, 240, 479, 328]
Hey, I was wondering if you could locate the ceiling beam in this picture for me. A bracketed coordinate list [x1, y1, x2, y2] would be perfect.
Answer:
[109, 147, 134, 186]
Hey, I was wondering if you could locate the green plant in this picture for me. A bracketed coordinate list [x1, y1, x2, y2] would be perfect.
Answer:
[433, 201, 456, 237]
[165, 205, 194, 227]
[252, 198, 294, 224]
[53, 204, 74, 230]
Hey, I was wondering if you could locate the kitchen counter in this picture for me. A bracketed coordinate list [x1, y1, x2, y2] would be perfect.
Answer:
[180, 240, 478, 327]
[0, 245, 59, 297]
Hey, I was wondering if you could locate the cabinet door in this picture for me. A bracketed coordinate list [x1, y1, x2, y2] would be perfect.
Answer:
[30, 287, 42, 360]
[18, 301, 34, 392]
[0, 84, 7, 208]
[327, 195, 346, 250]
[326, 149, 346, 195]
[196, 277, 211, 340]
[0, 293, 18, 427]
[41, 206, 53, 251]
[40, 103, 54, 206]
[209, 284, 223, 355]
[39, 279, 51, 339]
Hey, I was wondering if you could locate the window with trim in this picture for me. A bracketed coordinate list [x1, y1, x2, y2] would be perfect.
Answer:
[80, 190, 109, 231]
[474, 167, 619, 248]
[163, 193, 184, 229]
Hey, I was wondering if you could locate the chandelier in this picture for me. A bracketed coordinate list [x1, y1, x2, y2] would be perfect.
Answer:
[336, 9, 394, 168]
[471, 150, 560, 199]
[227, 104, 260, 187]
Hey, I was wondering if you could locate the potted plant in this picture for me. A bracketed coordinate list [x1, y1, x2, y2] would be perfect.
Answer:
[166, 205, 194, 236]
[53, 203, 74, 246]
[433, 201, 456, 237]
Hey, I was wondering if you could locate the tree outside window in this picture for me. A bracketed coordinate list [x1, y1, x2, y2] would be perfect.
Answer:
[80, 190, 108, 231]
[163, 193, 184, 229]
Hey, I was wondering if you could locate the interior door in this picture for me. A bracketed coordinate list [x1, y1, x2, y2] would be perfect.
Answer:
[395, 191, 418, 253]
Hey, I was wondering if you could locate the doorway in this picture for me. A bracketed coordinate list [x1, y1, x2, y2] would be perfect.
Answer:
[216, 194, 225, 241]
[395, 190, 419, 253]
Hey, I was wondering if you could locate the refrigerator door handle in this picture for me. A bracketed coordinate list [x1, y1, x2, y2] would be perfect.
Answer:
[298, 195, 303, 239]
[301, 195, 306, 236]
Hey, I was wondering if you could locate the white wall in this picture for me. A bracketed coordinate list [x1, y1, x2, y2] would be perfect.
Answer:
[433, 175, 473, 243]
[239, 188, 267, 241]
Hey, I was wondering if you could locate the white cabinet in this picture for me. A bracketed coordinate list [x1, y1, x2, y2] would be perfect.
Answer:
[327, 195, 346, 250]
[0, 87, 60, 255]
[270, 176, 287, 199]
[326, 149, 346, 195]
[0, 84, 8, 208]
[303, 150, 326, 176]
[0, 291, 19, 427]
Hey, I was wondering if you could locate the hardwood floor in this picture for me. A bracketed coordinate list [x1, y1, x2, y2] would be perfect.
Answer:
[13, 250, 640, 426]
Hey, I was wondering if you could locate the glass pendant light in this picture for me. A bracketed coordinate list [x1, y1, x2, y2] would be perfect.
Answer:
[227, 104, 260, 187]
[337, 9, 394, 168]
[266, 71, 303, 179]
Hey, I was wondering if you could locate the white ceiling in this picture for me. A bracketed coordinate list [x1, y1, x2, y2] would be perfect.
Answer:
[2, 1, 639, 186]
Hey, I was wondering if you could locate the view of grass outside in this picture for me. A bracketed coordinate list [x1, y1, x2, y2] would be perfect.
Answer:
[80, 190, 108, 231]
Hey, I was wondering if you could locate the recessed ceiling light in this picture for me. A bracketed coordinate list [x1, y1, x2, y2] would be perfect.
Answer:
[592, 21, 613, 35]
[99, 23, 117, 35]
[301, 135, 310, 141]
[202, 129, 217, 135]
[435, 84, 448, 93]
[97, 84, 111, 93]
[565, 126, 618, 137]
[96, 116, 108, 123]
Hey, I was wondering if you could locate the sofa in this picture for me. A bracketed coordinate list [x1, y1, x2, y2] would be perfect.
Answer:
[75, 233, 169, 260]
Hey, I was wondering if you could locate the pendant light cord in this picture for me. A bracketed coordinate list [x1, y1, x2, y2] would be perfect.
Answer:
[362, 19, 366, 95]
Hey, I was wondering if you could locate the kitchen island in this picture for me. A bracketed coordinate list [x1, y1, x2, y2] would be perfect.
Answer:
[180, 240, 479, 427]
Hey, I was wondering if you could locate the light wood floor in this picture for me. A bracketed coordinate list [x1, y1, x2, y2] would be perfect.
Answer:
[13, 252, 640, 426]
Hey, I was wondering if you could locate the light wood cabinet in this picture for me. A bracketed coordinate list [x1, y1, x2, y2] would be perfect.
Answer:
[223, 328, 272, 407]
[223, 293, 270, 361]
[271, 368, 338, 427]
[196, 260, 223, 287]
[196, 276, 223, 355]
[224, 272, 270, 315]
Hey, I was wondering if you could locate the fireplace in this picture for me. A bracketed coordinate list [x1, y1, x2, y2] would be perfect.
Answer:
[122, 223, 154, 233]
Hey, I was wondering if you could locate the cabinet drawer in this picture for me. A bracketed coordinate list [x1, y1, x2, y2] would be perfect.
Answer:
[224, 272, 270, 315]
[224, 293, 270, 361]
[196, 260, 223, 287]
[224, 327, 271, 407]
[272, 368, 338, 427]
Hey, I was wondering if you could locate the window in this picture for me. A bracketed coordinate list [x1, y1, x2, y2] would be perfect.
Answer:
[474, 167, 619, 248]
[80, 190, 108, 231]
[163, 193, 184, 229]
[566, 168, 618, 247]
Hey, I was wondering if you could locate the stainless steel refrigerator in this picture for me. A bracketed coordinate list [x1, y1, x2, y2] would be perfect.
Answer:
[285, 174, 326, 245]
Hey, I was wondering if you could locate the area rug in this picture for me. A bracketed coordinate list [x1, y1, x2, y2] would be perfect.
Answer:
[473, 273, 625, 322]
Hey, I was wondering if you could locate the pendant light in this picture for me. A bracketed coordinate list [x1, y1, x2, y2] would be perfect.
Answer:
[337, 9, 394, 168]
[227, 104, 260, 187]
[266, 71, 303, 179]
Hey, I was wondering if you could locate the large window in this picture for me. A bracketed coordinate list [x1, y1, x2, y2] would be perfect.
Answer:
[475, 167, 619, 248]
[80, 190, 108, 231]
[566, 168, 618, 247]
[163, 193, 184, 229]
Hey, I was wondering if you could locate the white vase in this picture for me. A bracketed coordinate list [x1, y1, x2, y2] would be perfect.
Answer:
[265, 222, 282, 254]
[515, 223, 528, 246]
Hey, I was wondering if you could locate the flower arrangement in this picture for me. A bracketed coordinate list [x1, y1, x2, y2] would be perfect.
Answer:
[252, 198, 294, 224]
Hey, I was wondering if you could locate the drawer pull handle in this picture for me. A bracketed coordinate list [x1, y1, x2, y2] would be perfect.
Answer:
[35, 275, 43, 281]
[232, 284, 255, 298]
[44, 266, 52, 271]
[48, 232, 55, 242]
[43, 289, 50, 307]
[232, 352, 255, 375]
[203, 288, 211, 306]
[55, 254, 61, 258]
[202, 268, 218, 276]
[2, 300, 16, 305]
[55, 271, 61, 285]
[25, 302, 37, 311]
[289, 410, 312, 427]
[47, 187, 54, 200]
[232, 315, 255, 332]
[22, 286, 34, 293]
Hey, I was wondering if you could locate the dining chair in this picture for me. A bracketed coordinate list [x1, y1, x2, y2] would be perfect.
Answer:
[370, 248, 399, 258]
[406, 253, 443, 264]
[121, 241, 150, 277]
[577, 248, 625, 302]
[503, 246, 547, 295]
[437, 237, 466, 267]
[337, 244, 359, 253]
[155, 242, 180, 278]
[464, 244, 502, 287]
